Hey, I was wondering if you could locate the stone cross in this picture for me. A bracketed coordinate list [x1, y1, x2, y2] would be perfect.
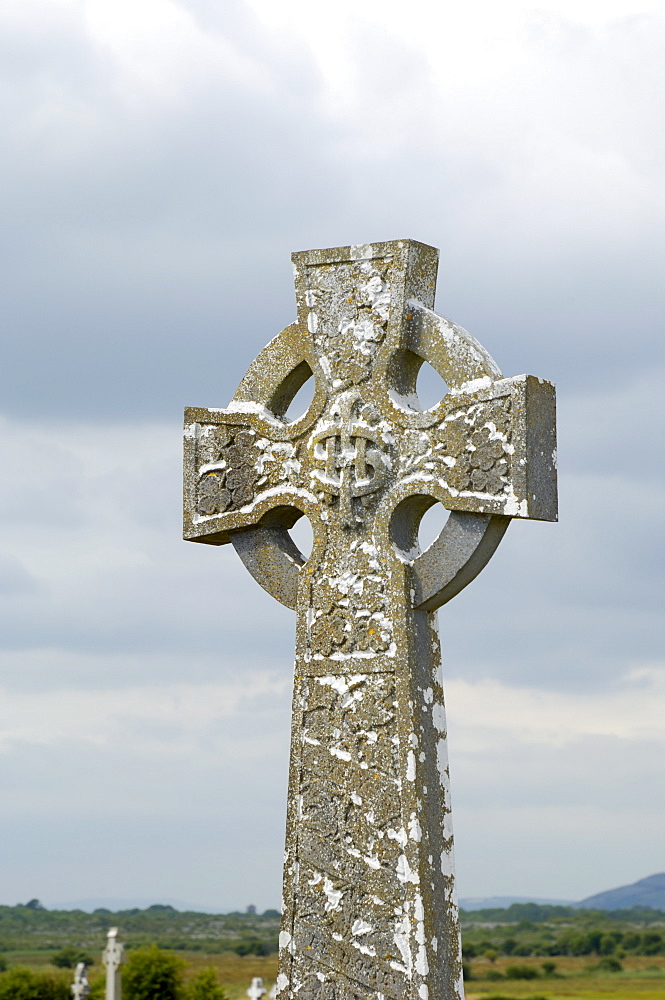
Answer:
[183, 240, 557, 1000]
[102, 927, 124, 1000]
[248, 978, 267, 999]
[71, 962, 90, 1000]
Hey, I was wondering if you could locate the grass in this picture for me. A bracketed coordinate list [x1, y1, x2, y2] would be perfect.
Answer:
[4, 949, 664, 999]
[2, 950, 280, 1000]
[465, 954, 665, 999]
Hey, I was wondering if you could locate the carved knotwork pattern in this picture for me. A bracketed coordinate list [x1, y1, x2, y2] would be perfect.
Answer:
[441, 396, 512, 495]
[397, 396, 513, 498]
[310, 604, 392, 657]
[295, 673, 408, 997]
[405, 395, 513, 496]
[196, 424, 260, 515]
[307, 539, 392, 659]
[306, 260, 391, 389]
[256, 440, 303, 490]
[308, 394, 393, 527]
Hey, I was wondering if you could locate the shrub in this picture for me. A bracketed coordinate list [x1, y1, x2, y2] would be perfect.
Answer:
[485, 969, 504, 981]
[597, 956, 623, 972]
[505, 964, 539, 980]
[0, 958, 6, 973]
[51, 948, 94, 969]
[541, 960, 557, 975]
[123, 945, 185, 1000]
[185, 969, 228, 1000]
[0, 967, 69, 1000]
[599, 933, 622, 955]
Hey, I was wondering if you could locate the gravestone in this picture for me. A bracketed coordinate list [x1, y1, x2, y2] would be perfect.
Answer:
[102, 927, 124, 1000]
[183, 240, 557, 1000]
[71, 962, 90, 1000]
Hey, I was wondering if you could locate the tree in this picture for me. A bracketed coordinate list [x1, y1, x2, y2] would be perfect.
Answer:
[0, 968, 69, 1000]
[185, 969, 228, 1000]
[123, 945, 185, 1000]
[233, 940, 266, 956]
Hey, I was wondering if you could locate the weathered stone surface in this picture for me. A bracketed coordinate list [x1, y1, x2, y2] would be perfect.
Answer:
[183, 240, 557, 1000]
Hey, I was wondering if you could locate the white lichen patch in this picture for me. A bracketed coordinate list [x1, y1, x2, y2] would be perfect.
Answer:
[322, 876, 343, 912]
[408, 814, 423, 842]
[396, 853, 420, 885]
[406, 750, 417, 782]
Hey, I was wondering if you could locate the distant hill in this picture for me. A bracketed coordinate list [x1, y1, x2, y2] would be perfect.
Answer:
[576, 872, 665, 910]
[49, 897, 222, 914]
[45, 872, 665, 917]
[460, 895, 573, 910]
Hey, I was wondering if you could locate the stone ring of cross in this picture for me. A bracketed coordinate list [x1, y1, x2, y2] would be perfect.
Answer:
[184, 240, 557, 1000]
[184, 241, 556, 611]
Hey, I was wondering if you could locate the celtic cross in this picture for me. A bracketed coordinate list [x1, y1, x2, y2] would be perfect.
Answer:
[102, 928, 124, 1000]
[183, 240, 557, 1000]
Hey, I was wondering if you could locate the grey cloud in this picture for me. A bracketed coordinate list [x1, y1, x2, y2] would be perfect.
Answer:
[0, 0, 663, 907]
[0, 5, 663, 420]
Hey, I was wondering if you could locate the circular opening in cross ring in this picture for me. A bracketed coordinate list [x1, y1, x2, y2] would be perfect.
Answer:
[288, 512, 313, 559]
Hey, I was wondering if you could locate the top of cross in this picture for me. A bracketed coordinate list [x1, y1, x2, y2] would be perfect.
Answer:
[184, 240, 556, 609]
[102, 928, 124, 971]
[247, 978, 266, 999]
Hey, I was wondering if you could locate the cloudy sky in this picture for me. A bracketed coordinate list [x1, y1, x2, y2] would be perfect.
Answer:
[1, 0, 663, 912]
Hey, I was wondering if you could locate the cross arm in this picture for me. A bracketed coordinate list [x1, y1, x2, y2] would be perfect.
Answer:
[183, 402, 317, 545]
[393, 374, 558, 521]
[183, 320, 330, 547]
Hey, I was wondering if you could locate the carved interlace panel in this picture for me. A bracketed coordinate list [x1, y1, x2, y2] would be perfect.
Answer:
[400, 396, 513, 497]
[305, 536, 392, 661]
[291, 671, 409, 999]
[304, 258, 393, 390]
[196, 425, 261, 515]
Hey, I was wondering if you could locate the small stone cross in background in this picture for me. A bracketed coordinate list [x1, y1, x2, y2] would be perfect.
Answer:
[102, 927, 124, 1000]
[71, 962, 90, 1000]
[184, 240, 557, 999]
[247, 977, 266, 999]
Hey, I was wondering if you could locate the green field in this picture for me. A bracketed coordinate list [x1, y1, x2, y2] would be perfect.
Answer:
[2, 901, 664, 998]
[7, 949, 665, 999]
